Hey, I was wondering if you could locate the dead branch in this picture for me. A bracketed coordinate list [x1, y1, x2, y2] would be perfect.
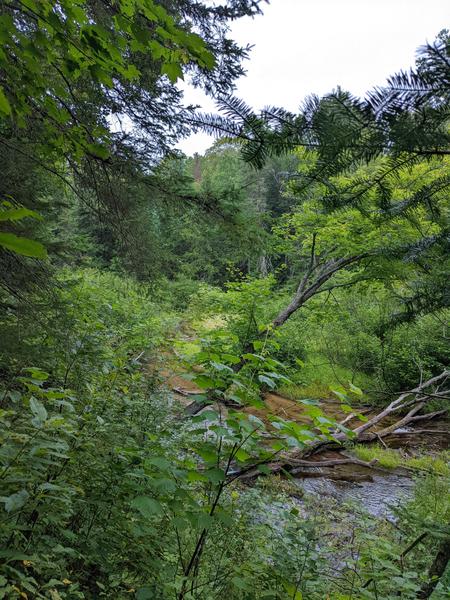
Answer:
[352, 371, 449, 437]
[231, 370, 449, 482]
[172, 387, 200, 396]
[338, 408, 373, 427]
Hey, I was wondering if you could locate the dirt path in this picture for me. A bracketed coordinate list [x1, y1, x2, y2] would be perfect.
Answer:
[153, 331, 449, 451]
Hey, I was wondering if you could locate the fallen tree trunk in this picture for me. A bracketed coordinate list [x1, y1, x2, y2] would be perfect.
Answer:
[230, 371, 449, 481]
[234, 455, 398, 483]
[288, 456, 385, 477]
[302, 402, 448, 458]
[352, 372, 449, 437]
[184, 394, 240, 416]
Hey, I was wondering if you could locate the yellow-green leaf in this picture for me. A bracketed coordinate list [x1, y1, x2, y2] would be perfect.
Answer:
[0, 232, 47, 258]
[0, 86, 11, 115]
[0, 207, 42, 222]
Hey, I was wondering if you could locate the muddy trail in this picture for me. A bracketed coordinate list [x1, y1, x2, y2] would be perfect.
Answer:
[153, 334, 449, 518]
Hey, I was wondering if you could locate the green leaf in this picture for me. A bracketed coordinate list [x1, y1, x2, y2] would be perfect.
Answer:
[172, 516, 189, 530]
[210, 361, 233, 373]
[151, 478, 176, 493]
[199, 48, 215, 70]
[331, 389, 348, 403]
[29, 396, 47, 424]
[196, 447, 218, 463]
[2, 489, 29, 512]
[187, 470, 207, 482]
[7, 390, 21, 402]
[317, 415, 334, 425]
[130, 496, 164, 518]
[242, 353, 264, 362]
[146, 456, 171, 470]
[222, 353, 240, 364]
[299, 398, 320, 406]
[0, 206, 42, 222]
[258, 374, 276, 388]
[283, 582, 303, 599]
[349, 382, 363, 396]
[304, 405, 323, 418]
[0, 232, 47, 258]
[193, 374, 217, 389]
[192, 409, 218, 422]
[23, 367, 49, 381]
[204, 467, 225, 483]
[209, 425, 229, 437]
[161, 62, 183, 82]
[0, 86, 11, 115]
[235, 448, 251, 462]
[196, 513, 213, 529]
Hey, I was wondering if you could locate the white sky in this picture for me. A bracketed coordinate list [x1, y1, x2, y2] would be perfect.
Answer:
[177, 0, 449, 155]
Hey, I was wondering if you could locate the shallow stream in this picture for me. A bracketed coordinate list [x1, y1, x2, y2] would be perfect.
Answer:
[297, 471, 415, 518]
[247, 392, 449, 518]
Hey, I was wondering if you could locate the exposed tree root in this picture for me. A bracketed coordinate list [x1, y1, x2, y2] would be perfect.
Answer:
[172, 387, 199, 396]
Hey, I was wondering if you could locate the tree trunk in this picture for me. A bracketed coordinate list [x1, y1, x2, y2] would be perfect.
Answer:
[185, 251, 368, 415]
[272, 253, 367, 328]
[417, 538, 450, 599]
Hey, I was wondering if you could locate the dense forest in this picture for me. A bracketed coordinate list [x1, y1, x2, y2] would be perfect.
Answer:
[0, 1, 449, 598]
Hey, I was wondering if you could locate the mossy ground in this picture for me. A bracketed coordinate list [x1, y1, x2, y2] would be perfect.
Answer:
[354, 445, 450, 476]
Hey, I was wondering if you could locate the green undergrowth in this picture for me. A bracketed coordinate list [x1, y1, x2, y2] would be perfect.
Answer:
[235, 473, 450, 599]
[257, 474, 305, 498]
[278, 381, 333, 401]
[271, 353, 374, 402]
[1, 267, 448, 598]
[0, 268, 178, 390]
[0, 268, 185, 598]
[354, 445, 450, 476]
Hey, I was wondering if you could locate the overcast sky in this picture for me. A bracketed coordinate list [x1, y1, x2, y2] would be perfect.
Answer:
[177, 0, 449, 155]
